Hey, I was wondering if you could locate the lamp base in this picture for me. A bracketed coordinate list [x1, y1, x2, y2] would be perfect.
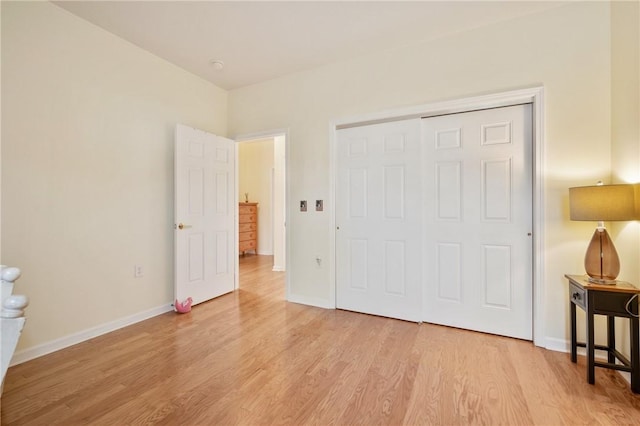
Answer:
[587, 276, 618, 285]
[584, 227, 620, 284]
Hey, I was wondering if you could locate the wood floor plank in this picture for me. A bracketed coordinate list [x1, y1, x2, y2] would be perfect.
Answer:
[2, 254, 640, 425]
[339, 320, 421, 425]
[506, 338, 574, 425]
[402, 324, 449, 425]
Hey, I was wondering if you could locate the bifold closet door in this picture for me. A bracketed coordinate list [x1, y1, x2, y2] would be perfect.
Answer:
[336, 119, 422, 322]
[422, 104, 533, 340]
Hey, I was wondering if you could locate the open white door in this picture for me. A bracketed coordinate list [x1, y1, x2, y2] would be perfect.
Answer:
[175, 124, 235, 307]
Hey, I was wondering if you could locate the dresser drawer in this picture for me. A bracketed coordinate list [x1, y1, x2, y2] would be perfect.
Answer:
[239, 231, 256, 242]
[570, 282, 586, 309]
[239, 222, 257, 232]
[239, 205, 257, 215]
[239, 214, 256, 224]
[239, 240, 256, 252]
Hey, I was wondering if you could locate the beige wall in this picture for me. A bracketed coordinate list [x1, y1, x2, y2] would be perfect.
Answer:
[0, 3, 3, 264]
[611, 0, 640, 278]
[610, 0, 640, 358]
[228, 2, 613, 345]
[1, 2, 227, 352]
[238, 139, 274, 255]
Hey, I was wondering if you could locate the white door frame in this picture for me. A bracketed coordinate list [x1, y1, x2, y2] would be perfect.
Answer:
[234, 129, 290, 297]
[329, 87, 545, 347]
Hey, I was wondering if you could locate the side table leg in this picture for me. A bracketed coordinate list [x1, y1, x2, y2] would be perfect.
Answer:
[607, 315, 615, 364]
[631, 313, 639, 393]
[571, 301, 577, 363]
[587, 294, 595, 385]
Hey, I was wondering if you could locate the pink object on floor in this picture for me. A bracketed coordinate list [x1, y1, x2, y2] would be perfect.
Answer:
[174, 297, 193, 313]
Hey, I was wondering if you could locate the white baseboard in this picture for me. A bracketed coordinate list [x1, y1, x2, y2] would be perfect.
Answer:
[544, 336, 570, 353]
[10, 304, 173, 366]
[272, 265, 285, 272]
[287, 293, 334, 309]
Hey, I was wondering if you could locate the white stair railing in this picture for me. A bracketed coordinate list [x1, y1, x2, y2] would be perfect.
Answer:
[1, 266, 29, 393]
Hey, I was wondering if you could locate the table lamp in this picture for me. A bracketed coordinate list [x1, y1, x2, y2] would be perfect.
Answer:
[569, 182, 640, 284]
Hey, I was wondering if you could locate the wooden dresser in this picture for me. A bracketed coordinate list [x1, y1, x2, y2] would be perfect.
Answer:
[239, 202, 258, 255]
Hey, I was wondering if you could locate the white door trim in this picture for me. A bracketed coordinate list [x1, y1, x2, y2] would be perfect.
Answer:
[234, 129, 291, 299]
[329, 86, 545, 346]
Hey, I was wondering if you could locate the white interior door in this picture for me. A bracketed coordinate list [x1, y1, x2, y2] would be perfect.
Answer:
[336, 119, 422, 322]
[422, 104, 533, 339]
[175, 124, 235, 306]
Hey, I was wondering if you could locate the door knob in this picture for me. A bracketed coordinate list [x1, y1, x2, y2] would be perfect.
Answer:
[177, 223, 192, 230]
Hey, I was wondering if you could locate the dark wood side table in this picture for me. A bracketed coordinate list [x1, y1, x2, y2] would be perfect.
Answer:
[565, 274, 640, 393]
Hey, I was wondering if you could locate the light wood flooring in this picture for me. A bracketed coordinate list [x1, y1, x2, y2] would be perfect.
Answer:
[2, 254, 640, 425]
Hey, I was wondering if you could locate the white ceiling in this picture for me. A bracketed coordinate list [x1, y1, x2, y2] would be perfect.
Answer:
[54, 1, 565, 91]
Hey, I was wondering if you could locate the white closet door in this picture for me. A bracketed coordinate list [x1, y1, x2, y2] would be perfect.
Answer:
[336, 119, 422, 322]
[422, 104, 533, 339]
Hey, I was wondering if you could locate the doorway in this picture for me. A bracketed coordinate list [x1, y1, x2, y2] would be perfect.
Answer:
[235, 132, 287, 285]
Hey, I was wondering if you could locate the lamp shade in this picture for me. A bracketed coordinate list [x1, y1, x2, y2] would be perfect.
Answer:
[569, 184, 640, 221]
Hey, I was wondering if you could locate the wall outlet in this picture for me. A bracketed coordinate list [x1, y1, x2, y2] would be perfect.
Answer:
[134, 265, 143, 278]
